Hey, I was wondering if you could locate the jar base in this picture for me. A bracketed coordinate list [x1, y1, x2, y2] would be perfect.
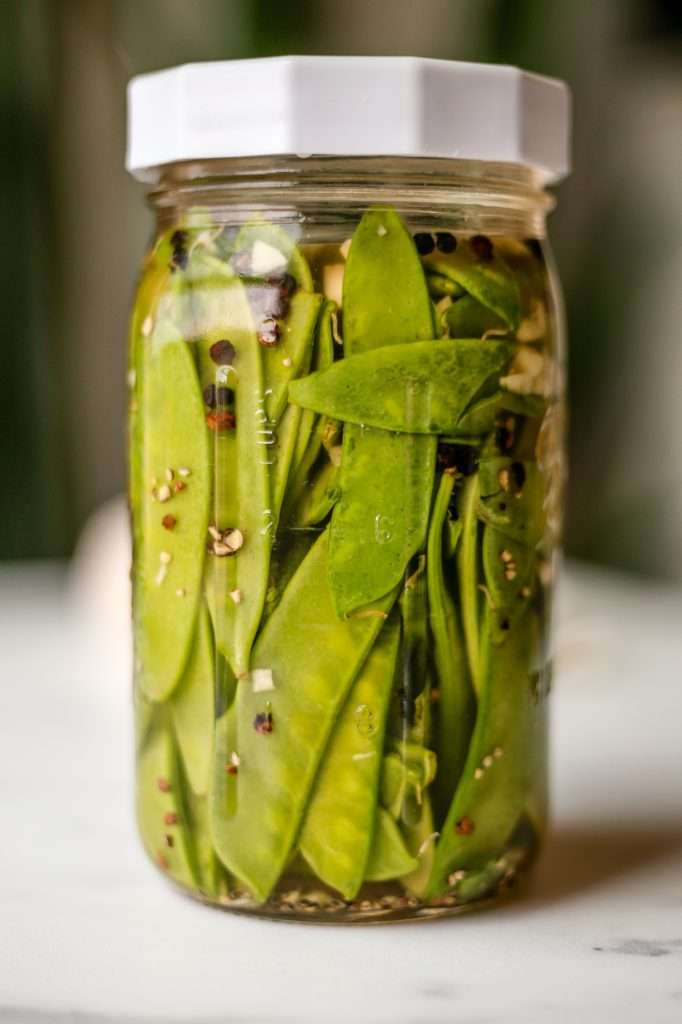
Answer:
[160, 838, 538, 925]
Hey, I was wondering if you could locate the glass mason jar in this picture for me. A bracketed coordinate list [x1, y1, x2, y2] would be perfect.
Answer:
[127, 59, 569, 922]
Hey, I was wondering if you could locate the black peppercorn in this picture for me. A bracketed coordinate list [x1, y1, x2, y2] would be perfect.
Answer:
[435, 232, 457, 254]
[414, 232, 435, 255]
[470, 234, 494, 262]
[209, 339, 236, 365]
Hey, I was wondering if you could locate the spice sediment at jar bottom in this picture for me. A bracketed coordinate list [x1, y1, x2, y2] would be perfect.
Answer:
[130, 209, 560, 918]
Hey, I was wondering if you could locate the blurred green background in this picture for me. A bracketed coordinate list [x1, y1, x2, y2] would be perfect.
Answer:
[2, 0, 682, 578]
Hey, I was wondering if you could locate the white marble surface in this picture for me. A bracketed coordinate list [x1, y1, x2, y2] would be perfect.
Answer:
[1, 546, 682, 1024]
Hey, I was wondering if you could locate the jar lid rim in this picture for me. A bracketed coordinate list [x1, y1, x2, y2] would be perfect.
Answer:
[126, 56, 571, 185]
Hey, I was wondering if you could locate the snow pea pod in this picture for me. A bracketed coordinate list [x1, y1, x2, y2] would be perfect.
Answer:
[427, 606, 539, 898]
[135, 279, 210, 702]
[478, 457, 546, 547]
[397, 557, 430, 743]
[231, 220, 313, 291]
[482, 525, 536, 644]
[128, 230, 174, 562]
[426, 271, 465, 299]
[365, 808, 419, 881]
[290, 299, 336, 481]
[426, 471, 475, 819]
[379, 743, 438, 894]
[263, 290, 322, 424]
[443, 294, 508, 338]
[501, 391, 548, 419]
[286, 458, 340, 529]
[134, 692, 156, 755]
[389, 566, 439, 897]
[455, 392, 502, 436]
[270, 403, 304, 526]
[230, 223, 320, 424]
[263, 528, 316, 622]
[270, 311, 322, 527]
[299, 614, 400, 900]
[381, 745, 437, 819]
[328, 208, 436, 615]
[424, 247, 521, 329]
[187, 790, 225, 898]
[402, 795, 436, 896]
[210, 529, 397, 901]
[188, 252, 271, 678]
[136, 717, 199, 889]
[171, 604, 215, 796]
[289, 339, 515, 435]
[457, 473, 483, 695]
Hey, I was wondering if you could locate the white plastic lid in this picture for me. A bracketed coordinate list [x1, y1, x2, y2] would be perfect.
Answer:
[127, 56, 570, 185]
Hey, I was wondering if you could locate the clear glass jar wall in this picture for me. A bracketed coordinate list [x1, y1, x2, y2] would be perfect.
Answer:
[129, 158, 565, 921]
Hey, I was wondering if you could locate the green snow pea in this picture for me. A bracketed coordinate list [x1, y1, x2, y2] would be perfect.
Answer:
[402, 797, 437, 896]
[443, 294, 509, 339]
[263, 290, 322, 423]
[188, 249, 270, 678]
[286, 457, 340, 529]
[231, 226, 322, 526]
[289, 339, 515, 435]
[456, 392, 503, 436]
[458, 385, 546, 437]
[365, 808, 419, 881]
[423, 246, 522, 329]
[210, 529, 397, 901]
[328, 207, 437, 615]
[187, 790, 225, 898]
[427, 606, 540, 898]
[231, 222, 320, 424]
[299, 614, 400, 900]
[426, 271, 466, 299]
[450, 855, 508, 906]
[171, 604, 215, 796]
[478, 457, 546, 547]
[379, 743, 438, 895]
[136, 718, 199, 889]
[263, 528, 317, 623]
[482, 525, 536, 644]
[497, 239, 549, 341]
[456, 473, 483, 695]
[270, 403, 304, 526]
[231, 220, 313, 291]
[388, 577, 438, 897]
[426, 471, 475, 819]
[380, 745, 437, 820]
[187, 244, 238, 540]
[288, 299, 336, 485]
[128, 230, 175, 562]
[525, 680, 550, 841]
[268, 303, 324, 527]
[135, 278, 210, 702]
[134, 692, 156, 755]
[396, 557, 430, 744]
[499, 390, 548, 420]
